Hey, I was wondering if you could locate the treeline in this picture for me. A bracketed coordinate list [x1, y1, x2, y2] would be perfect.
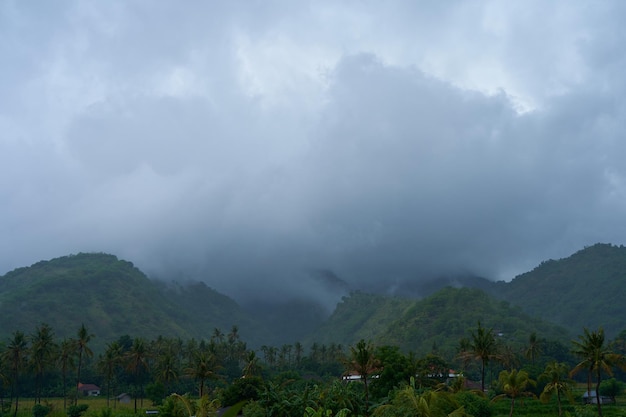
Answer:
[3, 323, 626, 417]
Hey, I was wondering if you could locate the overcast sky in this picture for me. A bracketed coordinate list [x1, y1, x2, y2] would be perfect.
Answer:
[2, 1, 625, 303]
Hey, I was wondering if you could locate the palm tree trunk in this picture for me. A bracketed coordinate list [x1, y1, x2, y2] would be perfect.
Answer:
[62, 370, 67, 410]
[481, 360, 486, 392]
[596, 368, 603, 417]
[76, 350, 83, 406]
[364, 376, 369, 417]
[509, 398, 515, 417]
[12, 373, 19, 417]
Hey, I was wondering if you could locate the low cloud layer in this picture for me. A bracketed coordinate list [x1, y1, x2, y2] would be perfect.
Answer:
[2, 1, 626, 304]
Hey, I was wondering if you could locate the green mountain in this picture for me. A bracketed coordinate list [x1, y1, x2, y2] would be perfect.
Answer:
[2, 243, 626, 353]
[0, 253, 259, 350]
[490, 243, 626, 338]
[307, 287, 570, 357]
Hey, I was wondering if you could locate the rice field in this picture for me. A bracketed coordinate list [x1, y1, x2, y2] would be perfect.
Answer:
[3, 396, 156, 417]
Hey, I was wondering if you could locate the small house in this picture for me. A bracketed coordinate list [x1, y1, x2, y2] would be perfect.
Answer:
[77, 383, 100, 397]
[117, 393, 132, 404]
[582, 391, 614, 404]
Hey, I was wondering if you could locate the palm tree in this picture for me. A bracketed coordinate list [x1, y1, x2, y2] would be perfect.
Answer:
[211, 328, 225, 344]
[347, 339, 380, 416]
[539, 361, 574, 416]
[524, 332, 542, 366]
[125, 338, 150, 413]
[374, 383, 468, 417]
[99, 341, 123, 408]
[492, 369, 536, 417]
[294, 342, 304, 368]
[570, 327, 626, 417]
[3, 331, 29, 417]
[242, 350, 262, 378]
[30, 323, 57, 404]
[185, 350, 221, 398]
[58, 338, 76, 410]
[459, 322, 499, 392]
[154, 342, 180, 397]
[74, 324, 94, 406]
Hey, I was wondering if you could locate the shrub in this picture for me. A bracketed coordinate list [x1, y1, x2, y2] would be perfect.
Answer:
[33, 404, 52, 417]
[455, 392, 492, 417]
[67, 404, 89, 417]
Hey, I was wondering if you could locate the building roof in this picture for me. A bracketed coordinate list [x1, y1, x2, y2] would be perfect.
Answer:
[77, 383, 101, 391]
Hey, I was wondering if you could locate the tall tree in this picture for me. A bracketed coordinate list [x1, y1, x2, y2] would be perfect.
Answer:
[185, 350, 221, 398]
[524, 332, 543, 366]
[30, 323, 57, 404]
[154, 339, 180, 397]
[492, 369, 536, 417]
[460, 322, 499, 392]
[570, 327, 626, 417]
[242, 350, 261, 378]
[126, 338, 150, 414]
[539, 361, 574, 416]
[58, 338, 76, 410]
[294, 342, 304, 368]
[3, 331, 29, 417]
[74, 324, 94, 406]
[99, 341, 123, 408]
[347, 339, 380, 417]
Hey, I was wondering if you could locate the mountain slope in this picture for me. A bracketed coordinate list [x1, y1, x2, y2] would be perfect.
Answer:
[491, 243, 626, 338]
[0, 253, 257, 350]
[306, 287, 570, 356]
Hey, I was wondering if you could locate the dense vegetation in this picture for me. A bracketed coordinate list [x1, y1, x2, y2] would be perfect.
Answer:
[309, 289, 571, 358]
[2, 322, 626, 417]
[0, 254, 259, 350]
[3, 244, 626, 350]
[491, 243, 626, 338]
[3, 243, 626, 416]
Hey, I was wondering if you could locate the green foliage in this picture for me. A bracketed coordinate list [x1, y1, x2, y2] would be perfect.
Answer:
[599, 378, 624, 401]
[67, 404, 88, 417]
[220, 376, 264, 406]
[32, 404, 51, 417]
[455, 392, 492, 417]
[565, 406, 596, 417]
[0, 253, 260, 350]
[492, 369, 536, 416]
[159, 395, 189, 417]
[145, 382, 165, 406]
[304, 406, 351, 417]
[495, 243, 626, 338]
[307, 292, 410, 348]
[374, 386, 468, 417]
[310, 287, 571, 359]
[370, 346, 412, 400]
[95, 408, 113, 417]
[242, 401, 265, 417]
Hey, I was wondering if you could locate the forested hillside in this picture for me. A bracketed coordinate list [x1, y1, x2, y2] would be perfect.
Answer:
[0, 253, 261, 350]
[2, 244, 626, 354]
[307, 288, 571, 358]
[490, 243, 626, 338]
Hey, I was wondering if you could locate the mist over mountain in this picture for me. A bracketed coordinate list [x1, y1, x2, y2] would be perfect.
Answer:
[1, 243, 625, 353]
[3, 2, 626, 309]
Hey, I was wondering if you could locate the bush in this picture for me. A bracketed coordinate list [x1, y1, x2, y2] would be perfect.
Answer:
[220, 377, 264, 406]
[455, 392, 492, 417]
[67, 404, 89, 417]
[33, 404, 52, 417]
[242, 401, 265, 417]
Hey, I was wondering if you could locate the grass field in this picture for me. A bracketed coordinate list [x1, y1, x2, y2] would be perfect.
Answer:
[6, 392, 626, 417]
[3, 397, 157, 417]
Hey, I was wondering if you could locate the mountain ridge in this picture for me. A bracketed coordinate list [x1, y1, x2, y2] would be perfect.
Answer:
[1, 243, 625, 351]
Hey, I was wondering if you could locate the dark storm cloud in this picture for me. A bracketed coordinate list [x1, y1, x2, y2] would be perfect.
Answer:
[1, 1, 626, 305]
